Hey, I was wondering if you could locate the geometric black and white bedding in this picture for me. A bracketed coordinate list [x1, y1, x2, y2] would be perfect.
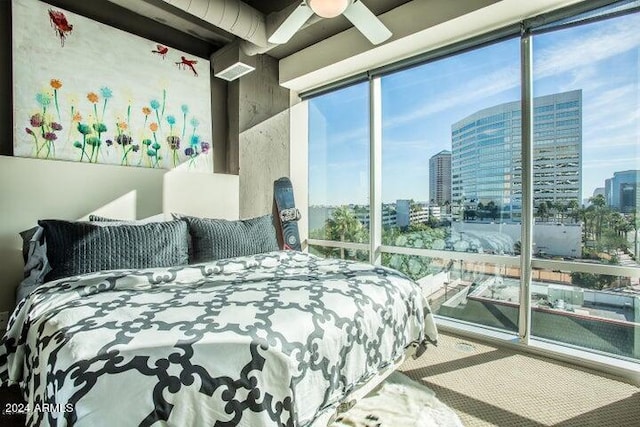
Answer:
[0, 251, 438, 427]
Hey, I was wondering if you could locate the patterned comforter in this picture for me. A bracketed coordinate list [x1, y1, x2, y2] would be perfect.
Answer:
[0, 251, 437, 427]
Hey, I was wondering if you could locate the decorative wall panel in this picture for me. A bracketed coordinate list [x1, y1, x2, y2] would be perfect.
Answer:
[12, 0, 212, 170]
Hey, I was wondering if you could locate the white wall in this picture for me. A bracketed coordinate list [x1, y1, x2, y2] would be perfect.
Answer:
[0, 155, 240, 313]
[0, 155, 165, 312]
[452, 222, 582, 257]
[164, 170, 239, 220]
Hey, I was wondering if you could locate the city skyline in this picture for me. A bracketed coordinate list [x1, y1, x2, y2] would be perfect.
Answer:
[308, 12, 639, 207]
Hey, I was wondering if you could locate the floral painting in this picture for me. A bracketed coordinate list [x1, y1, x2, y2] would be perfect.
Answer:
[12, 0, 212, 170]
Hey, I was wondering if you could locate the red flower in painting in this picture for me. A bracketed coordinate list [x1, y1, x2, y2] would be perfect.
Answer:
[30, 113, 44, 127]
[44, 132, 57, 141]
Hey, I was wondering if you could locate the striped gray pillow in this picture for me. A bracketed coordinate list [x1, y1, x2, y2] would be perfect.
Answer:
[177, 214, 279, 263]
[39, 219, 189, 281]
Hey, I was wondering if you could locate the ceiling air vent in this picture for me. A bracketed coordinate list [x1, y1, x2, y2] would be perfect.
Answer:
[211, 42, 256, 81]
[215, 62, 255, 81]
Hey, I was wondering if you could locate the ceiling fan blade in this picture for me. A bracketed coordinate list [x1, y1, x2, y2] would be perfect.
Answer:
[343, 0, 392, 45]
[268, 3, 314, 44]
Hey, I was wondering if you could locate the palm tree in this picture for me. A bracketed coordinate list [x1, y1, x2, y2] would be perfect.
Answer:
[477, 202, 485, 220]
[326, 206, 365, 259]
[554, 201, 568, 224]
[589, 194, 608, 240]
[567, 199, 580, 223]
[486, 200, 499, 220]
[632, 209, 640, 260]
[536, 202, 549, 222]
[545, 200, 555, 222]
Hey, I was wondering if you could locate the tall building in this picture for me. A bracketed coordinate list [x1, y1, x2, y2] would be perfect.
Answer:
[396, 199, 411, 228]
[451, 90, 582, 220]
[605, 170, 640, 213]
[429, 150, 452, 206]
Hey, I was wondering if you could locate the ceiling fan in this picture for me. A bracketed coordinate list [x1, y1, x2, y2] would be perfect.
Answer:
[269, 0, 392, 45]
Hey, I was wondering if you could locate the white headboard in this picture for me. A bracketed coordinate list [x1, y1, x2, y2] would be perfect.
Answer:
[0, 155, 239, 313]
[163, 170, 239, 220]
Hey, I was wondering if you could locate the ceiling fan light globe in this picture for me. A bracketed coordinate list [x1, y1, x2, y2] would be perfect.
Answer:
[308, 0, 350, 18]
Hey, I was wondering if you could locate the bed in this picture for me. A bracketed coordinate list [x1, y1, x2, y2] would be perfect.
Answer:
[0, 215, 437, 427]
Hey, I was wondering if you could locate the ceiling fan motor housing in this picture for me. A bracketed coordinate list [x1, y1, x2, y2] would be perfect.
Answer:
[308, 0, 352, 18]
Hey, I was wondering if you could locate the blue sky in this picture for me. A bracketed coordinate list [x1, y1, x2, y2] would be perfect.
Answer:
[309, 12, 639, 206]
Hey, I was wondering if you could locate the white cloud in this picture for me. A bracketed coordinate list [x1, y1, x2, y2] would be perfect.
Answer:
[582, 84, 639, 138]
[383, 66, 520, 130]
[535, 17, 640, 79]
[384, 14, 640, 130]
[583, 134, 639, 150]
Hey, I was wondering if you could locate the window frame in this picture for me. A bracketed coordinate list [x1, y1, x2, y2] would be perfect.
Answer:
[305, 0, 640, 378]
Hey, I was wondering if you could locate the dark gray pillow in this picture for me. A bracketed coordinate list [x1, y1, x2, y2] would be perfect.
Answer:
[178, 214, 279, 263]
[38, 219, 189, 281]
[19, 225, 51, 282]
[88, 214, 165, 223]
[88, 214, 122, 222]
[19, 226, 41, 264]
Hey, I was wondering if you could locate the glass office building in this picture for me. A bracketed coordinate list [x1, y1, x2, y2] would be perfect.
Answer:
[451, 90, 582, 220]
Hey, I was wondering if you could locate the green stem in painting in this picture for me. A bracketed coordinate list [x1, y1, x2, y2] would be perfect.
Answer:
[121, 146, 132, 165]
[93, 133, 101, 163]
[101, 99, 108, 123]
[80, 135, 88, 162]
[32, 134, 42, 157]
[152, 132, 161, 168]
[54, 90, 61, 123]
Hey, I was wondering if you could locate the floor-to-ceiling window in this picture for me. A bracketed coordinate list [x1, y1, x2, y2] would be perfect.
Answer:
[307, 0, 640, 365]
[530, 6, 640, 360]
[308, 82, 370, 261]
[379, 38, 522, 332]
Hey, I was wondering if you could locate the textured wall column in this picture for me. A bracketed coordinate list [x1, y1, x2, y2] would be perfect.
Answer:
[236, 54, 290, 218]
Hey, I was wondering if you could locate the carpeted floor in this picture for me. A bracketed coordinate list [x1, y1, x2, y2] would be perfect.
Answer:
[400, 332, 640, 426]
